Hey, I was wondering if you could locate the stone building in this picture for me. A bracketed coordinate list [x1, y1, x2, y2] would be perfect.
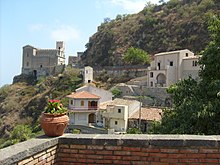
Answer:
[147, 49, 200, 87]
[21, 41, 65, 78]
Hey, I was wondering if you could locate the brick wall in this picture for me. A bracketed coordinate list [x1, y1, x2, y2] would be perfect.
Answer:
[56, 137, 220, 164]
[0, 134, 220, 165]
[18, 146, 57, 165]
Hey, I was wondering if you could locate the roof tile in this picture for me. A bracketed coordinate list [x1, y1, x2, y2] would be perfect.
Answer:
[66, 91, 100, 99]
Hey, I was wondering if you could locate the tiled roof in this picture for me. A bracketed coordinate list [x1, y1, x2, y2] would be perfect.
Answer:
[129, 107, 162, 121]
[66, 91, 100, 99]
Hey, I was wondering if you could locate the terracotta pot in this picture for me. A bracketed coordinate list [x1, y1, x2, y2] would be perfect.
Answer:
[40, 113, 69, 137]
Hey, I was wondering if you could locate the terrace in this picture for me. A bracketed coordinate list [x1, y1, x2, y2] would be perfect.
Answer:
[0, 134, 220, 165]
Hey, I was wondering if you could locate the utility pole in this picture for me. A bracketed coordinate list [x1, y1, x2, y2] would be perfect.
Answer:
[138, 86, 143, 130]
[138, 98, 142, 130]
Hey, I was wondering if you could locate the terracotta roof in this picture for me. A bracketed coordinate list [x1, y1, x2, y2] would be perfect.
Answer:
[66, 91, 100, 99]
[129, 107, 162, 121]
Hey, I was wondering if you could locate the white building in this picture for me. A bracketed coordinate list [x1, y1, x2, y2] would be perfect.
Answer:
[100, 99, 140, 132]
[81, 66, 93, 84]
[76, 84, 113, 103]
[147, 49, 200, 87]
[66, 91, 100, 126]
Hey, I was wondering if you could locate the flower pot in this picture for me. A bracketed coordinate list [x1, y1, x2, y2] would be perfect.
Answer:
[40, 113, 69, 137]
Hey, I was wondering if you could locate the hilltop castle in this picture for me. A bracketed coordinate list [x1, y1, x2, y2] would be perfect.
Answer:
[22, 41, 65, 78]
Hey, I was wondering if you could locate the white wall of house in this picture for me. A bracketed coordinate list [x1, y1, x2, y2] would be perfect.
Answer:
[69, 112, 94, 125]
[76, 85, 113, 103]
[103, 105, 129, 132]
[182, 58, 200, 80]
[84, 66, 93, 83]
[110, 118, 127, 132]
[68, 99, 99, 110]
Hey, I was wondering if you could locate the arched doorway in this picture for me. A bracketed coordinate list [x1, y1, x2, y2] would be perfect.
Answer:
[33, 70, 37, 78]
[156, 73, 166, 87]
[88, 113, 95, 123]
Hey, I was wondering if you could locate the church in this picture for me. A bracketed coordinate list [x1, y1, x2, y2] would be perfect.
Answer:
[21, 41, 65, 78]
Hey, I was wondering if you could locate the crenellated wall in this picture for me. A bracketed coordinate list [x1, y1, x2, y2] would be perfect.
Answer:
[0, 134, 220, 165]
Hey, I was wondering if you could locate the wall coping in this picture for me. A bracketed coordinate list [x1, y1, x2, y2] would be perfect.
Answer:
[0, 134, 220, 164]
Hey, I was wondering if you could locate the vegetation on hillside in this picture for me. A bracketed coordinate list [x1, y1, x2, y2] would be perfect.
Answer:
[123, 47, 150, 65]
[0, 67, 82, 148]
[151, 14, 220, 135]
[81, 0, 220, 66]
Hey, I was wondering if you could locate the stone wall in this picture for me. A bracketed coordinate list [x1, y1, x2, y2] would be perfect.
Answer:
[1, 134, 220, 165]
[116, 84, 170, 106]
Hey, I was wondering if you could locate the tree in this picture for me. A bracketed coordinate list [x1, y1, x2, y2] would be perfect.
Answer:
[123, 47, 150, 65]
[10, 124, 34, 143]
[111, 88, 122, 98]
[152, 14, 220, 135]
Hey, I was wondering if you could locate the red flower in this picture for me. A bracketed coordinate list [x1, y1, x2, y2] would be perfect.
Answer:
[49, 99, 60, 103]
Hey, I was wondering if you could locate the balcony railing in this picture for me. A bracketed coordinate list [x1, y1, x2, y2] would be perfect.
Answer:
[68, 106, 98, 111]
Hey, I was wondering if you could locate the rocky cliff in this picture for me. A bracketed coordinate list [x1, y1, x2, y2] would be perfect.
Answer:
[81, 0, 220, 66]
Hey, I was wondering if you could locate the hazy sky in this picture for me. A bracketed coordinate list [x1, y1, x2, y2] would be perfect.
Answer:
[0, 0, 165, 87]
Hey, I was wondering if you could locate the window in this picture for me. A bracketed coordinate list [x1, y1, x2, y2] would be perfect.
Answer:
[40, 65, 42, 68]
[150, 72, 153, 78]
[70, 100, 73, 105]
[115, 121, 118, 125]
[158, 63, 161, 70]
[26, 62, 29, 67]
[170, 61, 173, 66]
[150, 81, 153, 87]
[186, 53, 188, 57]
[81, 100, 84, 106]
[195, 61, 198, 66]
[27, 53, 29, 57]
[118, 109, 121, 113]
[192, 61, 198, 67]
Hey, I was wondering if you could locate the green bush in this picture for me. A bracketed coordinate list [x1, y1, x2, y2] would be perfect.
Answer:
[10, 124, 34, 142]
[127, 128, 142, 134]
[72, 129, 81, 134]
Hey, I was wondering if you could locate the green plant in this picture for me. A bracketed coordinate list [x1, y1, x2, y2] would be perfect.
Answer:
[44, 99, 67, 114]
[127, 128, 142, 134]
[111, 88, 122, 98]
[10, 124, 34, 143]
[72, 129, 81, 134]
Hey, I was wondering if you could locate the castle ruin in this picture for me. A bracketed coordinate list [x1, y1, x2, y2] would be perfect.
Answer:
[21, 41, 65, 78]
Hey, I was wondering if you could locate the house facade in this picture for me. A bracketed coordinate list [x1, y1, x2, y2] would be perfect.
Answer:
[66, 91, 100, 126]
[147, 49, 200, 87]
[22, 41, 65, 78]
[100, 99, 140, 132]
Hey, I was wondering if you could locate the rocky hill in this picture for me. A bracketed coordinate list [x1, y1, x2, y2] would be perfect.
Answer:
[81, 0, 220, 66]
[0, 67, 82, 145]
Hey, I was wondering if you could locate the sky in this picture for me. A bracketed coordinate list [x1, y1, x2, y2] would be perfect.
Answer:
[0, 0, 164, 87]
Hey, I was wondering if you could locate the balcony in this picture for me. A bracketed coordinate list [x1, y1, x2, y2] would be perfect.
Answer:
[68, 106, 98, 112]
[0, 134, 220, 165]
